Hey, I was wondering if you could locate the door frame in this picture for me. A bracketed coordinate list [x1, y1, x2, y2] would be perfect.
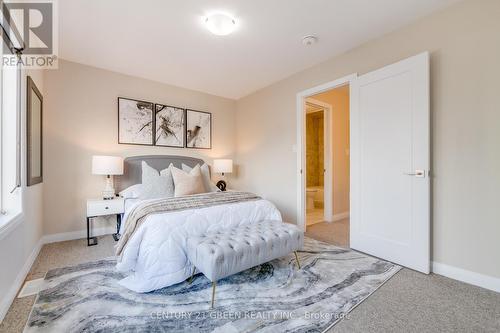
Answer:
[305, 98, 333, 223]
[296, 74, 357, 231]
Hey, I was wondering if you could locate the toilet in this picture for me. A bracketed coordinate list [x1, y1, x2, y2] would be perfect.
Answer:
[306, 186, 324, 210]
[306, 188, 317, 210]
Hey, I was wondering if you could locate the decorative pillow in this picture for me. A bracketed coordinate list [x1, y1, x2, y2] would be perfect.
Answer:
[141, 161, 175, 199]
[182, 163, 220, 192]
[119, 184, 144, 199]
[171, 165, 205, 197]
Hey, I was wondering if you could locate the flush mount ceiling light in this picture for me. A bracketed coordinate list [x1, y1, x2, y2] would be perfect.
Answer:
[204, 12, 237, 36]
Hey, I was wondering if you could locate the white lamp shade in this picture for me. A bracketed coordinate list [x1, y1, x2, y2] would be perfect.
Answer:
[213, 159, 233, 174]
[92, 156, 123, 175]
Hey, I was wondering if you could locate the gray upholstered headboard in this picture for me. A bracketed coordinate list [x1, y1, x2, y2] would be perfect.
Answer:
[115, 155, 205, 192]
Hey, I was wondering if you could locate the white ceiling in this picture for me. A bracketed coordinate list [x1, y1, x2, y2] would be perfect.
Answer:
[59, 0, 459, 99]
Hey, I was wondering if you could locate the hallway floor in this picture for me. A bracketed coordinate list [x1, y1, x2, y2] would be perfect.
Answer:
[305, 218, 350, 248]
[306, 208, 325, 226]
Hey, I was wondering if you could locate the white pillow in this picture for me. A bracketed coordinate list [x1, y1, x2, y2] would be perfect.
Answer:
[182, 163, 220, 192]
[119, 184, 144, 199]
[141, 161, 175, 199]
[171, 165, 206, 197]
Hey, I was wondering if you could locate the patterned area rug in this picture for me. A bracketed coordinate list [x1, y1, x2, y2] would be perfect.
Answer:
[24, 238, 400, 332]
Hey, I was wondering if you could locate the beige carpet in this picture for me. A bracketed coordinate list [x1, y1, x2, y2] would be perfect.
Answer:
[2, 234, 500, 333]
[305, 218, 350, 247]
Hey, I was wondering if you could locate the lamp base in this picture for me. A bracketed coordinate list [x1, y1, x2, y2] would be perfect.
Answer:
[216, 180, 227, 192]
[102, 175, 116, 200]
[102, 189, 115, 200]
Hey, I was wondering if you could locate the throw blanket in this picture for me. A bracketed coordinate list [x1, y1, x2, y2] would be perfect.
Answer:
[116, 191, 261, 256]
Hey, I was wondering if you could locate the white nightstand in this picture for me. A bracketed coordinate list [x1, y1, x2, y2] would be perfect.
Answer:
[86, 198, 125, 246]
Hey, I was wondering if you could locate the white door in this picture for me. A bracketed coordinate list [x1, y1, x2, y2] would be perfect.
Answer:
[350, 52, 430, 273]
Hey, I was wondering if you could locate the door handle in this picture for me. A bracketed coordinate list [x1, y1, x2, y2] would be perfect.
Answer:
[404, 170, 425, 178]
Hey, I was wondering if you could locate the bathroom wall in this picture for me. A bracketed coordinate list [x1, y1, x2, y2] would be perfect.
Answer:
[305, 111, 324, 187]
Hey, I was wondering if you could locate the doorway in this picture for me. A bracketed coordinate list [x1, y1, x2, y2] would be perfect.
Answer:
[297, 52, 430, 273]
[304, 87, 350, 247]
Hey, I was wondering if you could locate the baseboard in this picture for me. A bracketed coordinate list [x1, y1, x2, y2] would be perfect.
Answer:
[41, 226, 116, 244]
[330, 212, 350, 222]
[0, 238, 43, 323]
[432, 261, 500, 293]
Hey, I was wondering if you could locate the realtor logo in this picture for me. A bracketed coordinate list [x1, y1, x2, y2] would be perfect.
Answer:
[2, 0, 58, 68]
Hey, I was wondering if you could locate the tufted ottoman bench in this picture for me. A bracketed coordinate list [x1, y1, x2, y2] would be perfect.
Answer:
[186, 220, 304, 308]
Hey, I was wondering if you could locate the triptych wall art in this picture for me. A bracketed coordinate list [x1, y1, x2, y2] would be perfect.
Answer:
[118, 97, 212, 149]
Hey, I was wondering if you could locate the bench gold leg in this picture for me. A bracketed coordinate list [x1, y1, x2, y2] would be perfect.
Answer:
[188, 266, 196, 284]
[211, 281, 217, 309]
[294, 251, 301, 269]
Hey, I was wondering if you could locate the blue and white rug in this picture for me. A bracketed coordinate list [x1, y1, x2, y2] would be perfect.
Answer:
[24, 238, 400, 332]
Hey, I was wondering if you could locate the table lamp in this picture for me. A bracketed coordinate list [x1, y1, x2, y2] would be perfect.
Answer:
[92, 155, 123, 200]
[213, 159, 233, 191]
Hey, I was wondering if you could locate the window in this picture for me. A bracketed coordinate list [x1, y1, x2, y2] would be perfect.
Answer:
[0, 6, 22, 228]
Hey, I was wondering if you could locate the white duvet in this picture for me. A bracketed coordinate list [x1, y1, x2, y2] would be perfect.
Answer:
[116, 198, 282, 292]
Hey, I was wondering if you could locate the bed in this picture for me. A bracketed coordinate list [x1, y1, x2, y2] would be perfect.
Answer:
[114, 155, 282, 292]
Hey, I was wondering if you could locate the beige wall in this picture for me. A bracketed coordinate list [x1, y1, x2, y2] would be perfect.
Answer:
[43, 60, 236, 235]
[312, 86, 350, 215]
[234, 0, 500, 279]
[0, 69, 44, 318]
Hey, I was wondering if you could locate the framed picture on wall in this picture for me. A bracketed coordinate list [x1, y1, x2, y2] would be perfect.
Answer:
[186, 109, 211, 149]
[118, 97, 154, 145]
[154, 104, 185, 148]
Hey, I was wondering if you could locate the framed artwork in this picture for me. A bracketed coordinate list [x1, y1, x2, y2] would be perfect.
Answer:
[186, 109, 211, 149]
[118, 97, 154, 145]
[27, 76, 43, 186]
[155, 104, 185, 148]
